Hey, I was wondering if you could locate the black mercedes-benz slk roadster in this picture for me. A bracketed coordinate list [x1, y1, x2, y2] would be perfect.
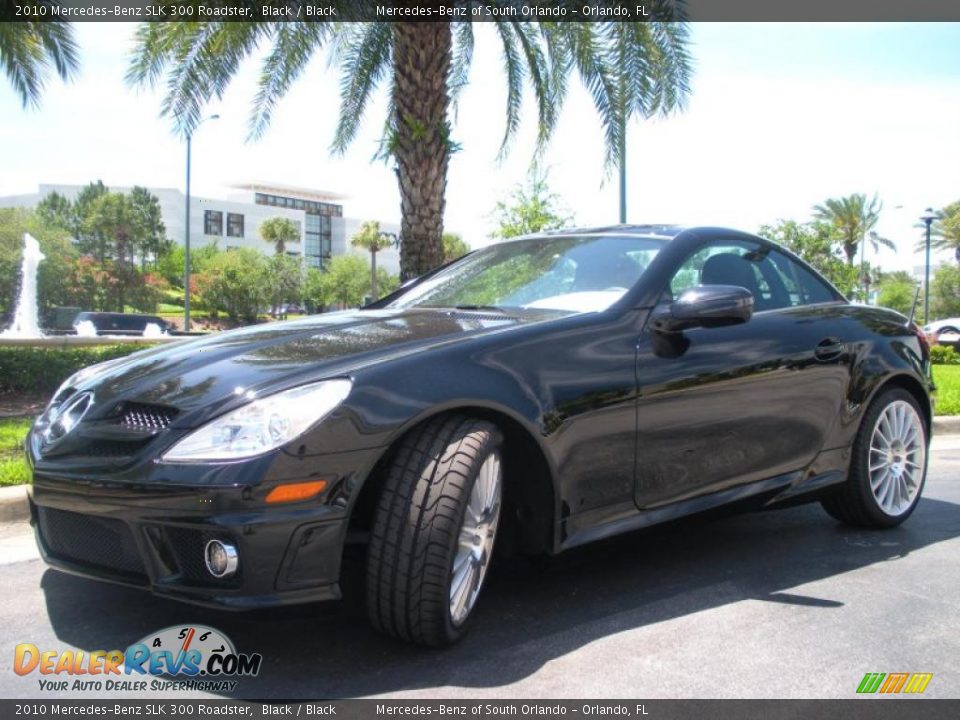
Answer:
[28, 225, 934, 646]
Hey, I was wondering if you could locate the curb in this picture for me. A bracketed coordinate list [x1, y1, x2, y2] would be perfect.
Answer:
[0, 484, 29, 523]
[934, 415, 960, 436]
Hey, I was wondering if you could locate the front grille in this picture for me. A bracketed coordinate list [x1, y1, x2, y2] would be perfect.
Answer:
[37, 507, 146, 578]
[117, 402, 178, 431]
[82, 439, 152, 458]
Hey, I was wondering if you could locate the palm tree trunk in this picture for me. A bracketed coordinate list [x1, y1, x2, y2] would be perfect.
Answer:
[392, 23, 451, 280]
[844, 242, 857, 266]
[371, 250, 379, 300]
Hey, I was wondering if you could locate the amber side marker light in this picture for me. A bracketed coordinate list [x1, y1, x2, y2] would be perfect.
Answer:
[266, 480, 327, 504]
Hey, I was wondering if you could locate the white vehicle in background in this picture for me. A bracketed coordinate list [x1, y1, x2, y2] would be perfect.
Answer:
[923, 317, 960, 342]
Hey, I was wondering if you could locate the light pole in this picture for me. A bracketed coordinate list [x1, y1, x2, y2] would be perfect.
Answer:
[920, 208, 936, 325]
[859, 232, 868, 302]
[618, 131, 627, 224]
[183, 113, 219, 332]
[860, 231, 880, 304]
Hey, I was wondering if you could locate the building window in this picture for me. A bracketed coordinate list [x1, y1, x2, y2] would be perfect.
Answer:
[227, 213, 244, 238]
[204, 210, 223, 236]
[252, 193, 342, 269]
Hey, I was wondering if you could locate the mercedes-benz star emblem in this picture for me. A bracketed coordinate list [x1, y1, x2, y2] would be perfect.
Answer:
[41, 391, 93, 449]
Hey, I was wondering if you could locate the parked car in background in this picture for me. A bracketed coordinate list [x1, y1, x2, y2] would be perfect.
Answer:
[923, 317, 960, 340]
[30, 225, 933, 647]
[72, 312, 170, 336]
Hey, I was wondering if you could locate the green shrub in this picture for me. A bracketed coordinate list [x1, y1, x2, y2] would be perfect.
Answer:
[0, 344, 151, 395]
[930, 344, 960, 365]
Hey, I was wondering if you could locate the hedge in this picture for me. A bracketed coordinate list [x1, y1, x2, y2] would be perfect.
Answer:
[930, 344, 960, 365]
[0, 345, 150, 395]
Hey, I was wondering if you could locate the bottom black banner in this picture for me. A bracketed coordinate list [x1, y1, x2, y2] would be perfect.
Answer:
[3, 700, 960, 720]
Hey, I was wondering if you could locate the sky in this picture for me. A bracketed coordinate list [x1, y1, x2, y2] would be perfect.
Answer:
[1, 22, 959, 273]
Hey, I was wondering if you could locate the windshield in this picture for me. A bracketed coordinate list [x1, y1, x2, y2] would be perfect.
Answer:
[388, 235, 666, 313]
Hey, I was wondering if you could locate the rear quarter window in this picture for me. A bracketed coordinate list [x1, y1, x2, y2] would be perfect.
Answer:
[792, 262, 838, 304]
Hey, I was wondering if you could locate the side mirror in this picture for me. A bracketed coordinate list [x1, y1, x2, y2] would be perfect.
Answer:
[652, 284, 754, 333]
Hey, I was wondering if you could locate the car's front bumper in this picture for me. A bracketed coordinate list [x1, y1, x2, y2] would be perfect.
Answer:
[28, 448, 381, 609]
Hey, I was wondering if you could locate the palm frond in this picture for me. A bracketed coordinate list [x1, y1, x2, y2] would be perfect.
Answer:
[869, 232, 896, 252]
[448, 21, 474, 111]
[0, 15, 78, 108]
[563, 23, 623, 170]
[330, 22, 392, 154]
[492, 22, 526, 161]
[646, 15, 693, 115]
[129, 22, 270, 137]
[508, 21, 556, 153]
[252, 23, 332, 140]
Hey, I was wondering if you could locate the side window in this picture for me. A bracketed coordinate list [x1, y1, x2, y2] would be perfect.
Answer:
[668, 242, 761, 298]
[793, 260, 837, 305]
[667, 242, 835, 312]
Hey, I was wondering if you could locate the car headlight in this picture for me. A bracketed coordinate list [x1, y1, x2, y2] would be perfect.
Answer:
[161, 379, 352, 462]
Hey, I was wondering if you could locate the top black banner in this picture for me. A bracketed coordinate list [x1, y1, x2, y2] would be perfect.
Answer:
[3, 0, 960, 23]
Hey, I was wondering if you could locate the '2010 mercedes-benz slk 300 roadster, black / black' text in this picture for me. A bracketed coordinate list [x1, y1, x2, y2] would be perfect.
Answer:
[28, 225, 934, 646]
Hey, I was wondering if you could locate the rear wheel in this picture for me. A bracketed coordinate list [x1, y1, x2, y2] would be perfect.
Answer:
[366, 414, 503, 646]
[821, 388, 927, 528]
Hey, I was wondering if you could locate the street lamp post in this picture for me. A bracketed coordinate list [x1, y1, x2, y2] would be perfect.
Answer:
[183, 114, 219, 332]
[618, 132, 627, 224]
[920, 208, 937, 325]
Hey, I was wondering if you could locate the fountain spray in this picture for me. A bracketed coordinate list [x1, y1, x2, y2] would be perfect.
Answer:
[2, 233, 46, 338]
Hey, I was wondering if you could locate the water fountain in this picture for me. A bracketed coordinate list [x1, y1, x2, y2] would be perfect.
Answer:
[73, 320, 98, 338]
[1, 233, 45, 338]
[0, 233, 181, 347]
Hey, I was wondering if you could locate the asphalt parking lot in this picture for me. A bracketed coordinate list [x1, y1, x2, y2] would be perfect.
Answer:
[1, 434, 958, 700]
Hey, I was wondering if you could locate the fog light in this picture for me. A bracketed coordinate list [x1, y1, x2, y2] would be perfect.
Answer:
[204, 539, 238, 578]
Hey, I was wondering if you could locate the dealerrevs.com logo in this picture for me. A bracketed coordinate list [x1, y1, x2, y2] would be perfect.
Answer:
[13, 625, 262, 693]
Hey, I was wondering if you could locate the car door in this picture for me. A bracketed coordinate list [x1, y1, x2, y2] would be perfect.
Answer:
[634, 239, 851, 509]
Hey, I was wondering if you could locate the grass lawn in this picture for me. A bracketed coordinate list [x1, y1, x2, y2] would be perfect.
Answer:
[0, 417, 32, 487]
[933, 365, 960, 416]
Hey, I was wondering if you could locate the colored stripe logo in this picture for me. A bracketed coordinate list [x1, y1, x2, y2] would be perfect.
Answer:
[857, 672, 933, 694]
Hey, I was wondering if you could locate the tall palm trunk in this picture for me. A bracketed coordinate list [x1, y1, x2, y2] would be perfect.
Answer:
[392, 23, 451, 280]
[844, 242, 857, 266]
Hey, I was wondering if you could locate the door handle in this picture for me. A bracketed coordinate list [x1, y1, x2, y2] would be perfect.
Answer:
[814, 337, 844, 361]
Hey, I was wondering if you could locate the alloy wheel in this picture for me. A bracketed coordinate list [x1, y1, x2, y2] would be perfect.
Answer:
[449, 452, 502, 626]
[868, 400, 926, 516]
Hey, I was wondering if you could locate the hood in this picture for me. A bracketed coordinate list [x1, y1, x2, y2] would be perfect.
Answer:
[62, 308, 548, 426]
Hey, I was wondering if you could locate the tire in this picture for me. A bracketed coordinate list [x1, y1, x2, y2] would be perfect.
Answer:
[366, 414, 504, 646]
[821, 388, 928, 528]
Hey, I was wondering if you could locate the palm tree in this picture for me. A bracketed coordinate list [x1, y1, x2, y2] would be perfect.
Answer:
[813, 193, 895, 265]
[923, 201, 960, 256]
[0, 19, 78, 108]
[351, 220, 394, 300]
[127, 15, 691, 279]
[259, 216, 301, 255]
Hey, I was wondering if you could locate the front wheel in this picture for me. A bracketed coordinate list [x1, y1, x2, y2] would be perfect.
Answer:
[366, 415, 503, 646]
[821, 388, 928, 528]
